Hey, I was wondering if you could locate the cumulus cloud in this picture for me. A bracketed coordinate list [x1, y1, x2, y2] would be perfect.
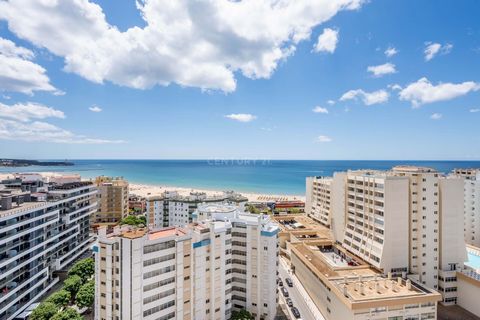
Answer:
[430, 113, 442, 120]
[89, 105, 102, 112]
[0, 37, 60, 95]
[367, 63, 396, 77]
[327, 100, 335, 105]
[312, 106, 329, 114]
[470, 108, 480, 113]
[0, 101, 124, 144]
[340, 89, 389, 105]
[313, 28, 339, 53]
[399, 77, 480, 107]
[317, 135, 332, 142]
[225, 113, 257, 122]
[0, 0, 365, 93]
[424, 42, 453, 61]
[384, 46, 397, 57]
[0, 102, 65, 122]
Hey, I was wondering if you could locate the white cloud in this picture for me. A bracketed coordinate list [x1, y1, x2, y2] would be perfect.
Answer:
[470, 108, 480, 113]
[399, 77, 480, 107]
[313, 28, 339, 53]
[0, 37, 60, 95]
[225, 113, 257, 122]
[340, 89, 389, 105]
[384, 46, 398, 57]
[317, 135, 332, 143]
[367, 63, 396, 77]
[0, 101, 124, 144]
[424, 42, 453, 61]
[388, 83, 402, 91]
[89, 105, 102, 112]
[312, 106, 329, 114]
[430, 113, 442, 120]
[0, 0, 365, 93]
[327, 100, 335, 105]
[0, 102, 65, 122]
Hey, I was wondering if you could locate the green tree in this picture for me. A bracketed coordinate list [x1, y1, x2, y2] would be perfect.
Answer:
[50, 307, 83, 320]
[68, 257, 95, 282]
[120, 215, 146, 226]
[76, 280, 95, 308]
[231, 309, 254, 320]
[63, 275, 83, 297]
[29, 302, 58, 320]
[45, 289, 71, 307]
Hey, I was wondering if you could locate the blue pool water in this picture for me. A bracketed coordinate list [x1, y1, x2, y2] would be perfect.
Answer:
[466, 252, 480, 270]
[1, 160, 479, 195]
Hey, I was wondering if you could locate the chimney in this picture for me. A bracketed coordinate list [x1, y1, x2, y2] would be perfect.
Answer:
[387, 272, 392, 280]
[402, 271, 407, 279]
[360, 283, 365, 295]
[375, 281, 380, 293]
[406, 279, 412, 290]
[397, 277, 402, 286]
[343, 285, 348, 297]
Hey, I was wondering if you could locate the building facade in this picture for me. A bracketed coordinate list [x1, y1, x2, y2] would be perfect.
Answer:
[145, 191, 248, 228]
[92, 176, 129, 225]
[0, 177, 97, 320]
[305, 166, 467, 305]
[452, 169, 480, 247]
[95, 204, 278, 320]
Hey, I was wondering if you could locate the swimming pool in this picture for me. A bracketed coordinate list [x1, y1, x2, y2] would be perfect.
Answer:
[466, 252, 480, 270]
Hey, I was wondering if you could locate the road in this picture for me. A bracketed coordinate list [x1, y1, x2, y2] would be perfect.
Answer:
[278, 257, 326, 320]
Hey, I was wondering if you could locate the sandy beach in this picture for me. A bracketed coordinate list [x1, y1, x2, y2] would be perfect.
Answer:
[0, 172, 305, 202]
[129, 183, 305, 202]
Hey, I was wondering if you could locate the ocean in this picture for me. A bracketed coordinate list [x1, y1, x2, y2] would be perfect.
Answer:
[1, 160, 479, 195]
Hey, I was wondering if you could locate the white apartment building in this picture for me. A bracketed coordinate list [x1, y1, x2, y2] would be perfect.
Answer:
[95, 204, 278, 320]
[306, 173, 347, 242]
[342, 171, 410, 276]
[145, 191, 248, 228]
[0, 177, 97, 320]
[290, 243, 441, 320]
[452, 169, 480, 247]
[305, 166, 467, 305]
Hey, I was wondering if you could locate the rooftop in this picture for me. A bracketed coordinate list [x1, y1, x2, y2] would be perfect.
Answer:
[291, 243, 441, 308]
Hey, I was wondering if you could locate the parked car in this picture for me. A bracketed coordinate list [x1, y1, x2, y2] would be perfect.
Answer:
[286, 277, 293, 287]
[291, 306, 301, 319]
[278, 280, 284, 287]
[286, 297, 293, 307]
[281, 287, 289, 297]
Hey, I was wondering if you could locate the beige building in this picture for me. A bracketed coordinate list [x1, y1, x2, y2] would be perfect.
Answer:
[93, 176, 129, 225]
[291, 243, 441, 320]
[305, 166, 467, 305]
[95, 204, 279, 320]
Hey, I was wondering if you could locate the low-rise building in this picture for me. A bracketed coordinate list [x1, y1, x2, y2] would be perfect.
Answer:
[145, 191, 248, 228]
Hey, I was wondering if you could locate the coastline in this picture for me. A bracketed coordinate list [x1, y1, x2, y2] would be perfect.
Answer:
[0, 172, 305, 202]
[129, 183, 306, 202]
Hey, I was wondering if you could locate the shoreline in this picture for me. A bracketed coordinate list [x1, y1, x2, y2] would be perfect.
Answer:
[129, 183, 306, 202]
[0, 172, 306, 202]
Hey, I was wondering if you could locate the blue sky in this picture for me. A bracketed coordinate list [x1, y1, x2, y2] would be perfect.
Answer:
[0, 0, 479, 160]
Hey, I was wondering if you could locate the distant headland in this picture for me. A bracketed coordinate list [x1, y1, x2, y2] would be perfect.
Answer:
[0, 159, 74, 167]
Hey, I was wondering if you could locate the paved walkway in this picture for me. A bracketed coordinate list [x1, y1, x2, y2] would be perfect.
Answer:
[278, 257, 326, 320]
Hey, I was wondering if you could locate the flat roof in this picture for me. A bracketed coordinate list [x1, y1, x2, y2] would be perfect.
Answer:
[291, 243, 441, 308]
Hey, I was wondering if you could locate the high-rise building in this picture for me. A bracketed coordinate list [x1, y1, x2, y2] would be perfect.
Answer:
[95, 204, 279, 320]
[306, 166, 467, 305]
[92, 176, 129, 225]
[145, 191, 248, 228]
[452, 169, 480, 247]
[0, 176, 97, 320]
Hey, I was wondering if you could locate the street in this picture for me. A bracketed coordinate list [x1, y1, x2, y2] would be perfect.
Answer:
[278, 257, 326, 320]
